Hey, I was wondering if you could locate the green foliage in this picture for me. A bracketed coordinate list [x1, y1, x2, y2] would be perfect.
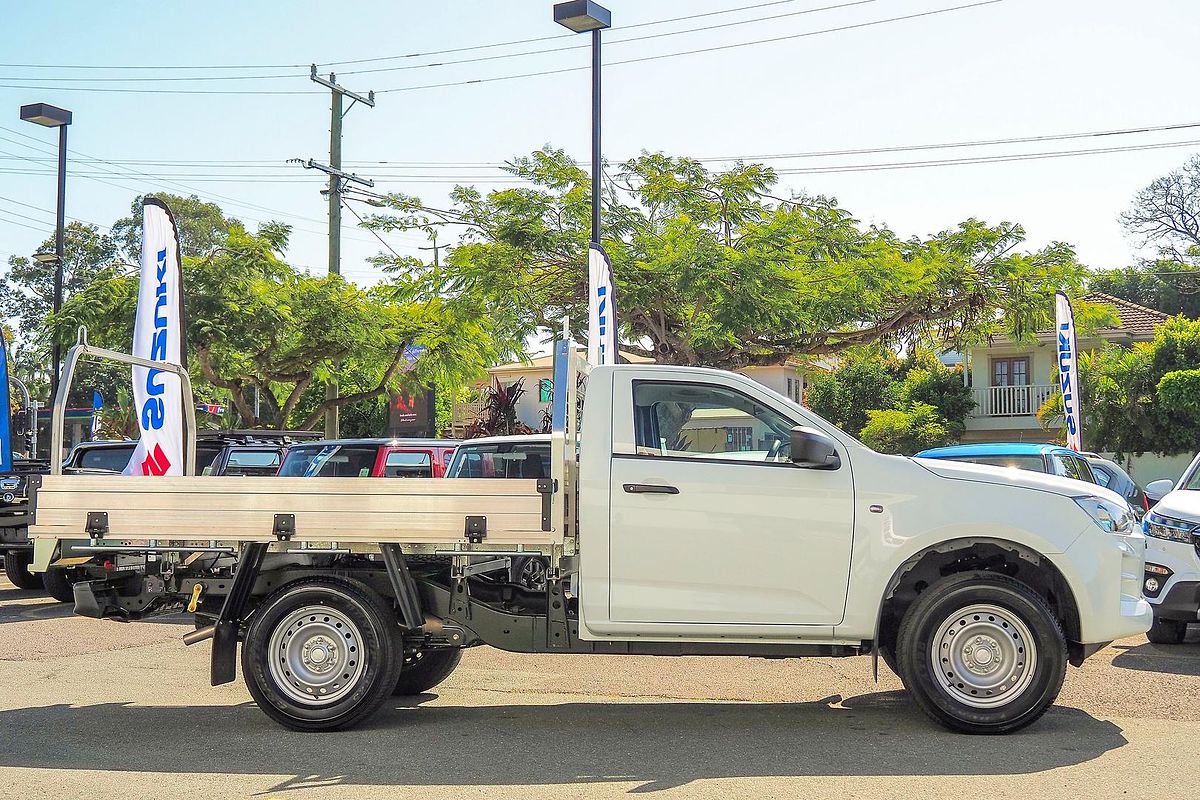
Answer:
[53, 218, 506, 430]
[111, 193, 238, 259]
[1045, 317, 1200, 455]
[805, 347, 972, 443]
[1089, 262, 1200, 319]
[806, 358, 898, 435]
[0, 222, 120, 395]
[859, 402, 954, 455]
[364, 148, 1091, 368]
[1157, 370, 1200, 419]
[897, 364, 975, 439]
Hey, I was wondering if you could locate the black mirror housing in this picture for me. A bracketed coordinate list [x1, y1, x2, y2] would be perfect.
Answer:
[789, 426, 841, 470]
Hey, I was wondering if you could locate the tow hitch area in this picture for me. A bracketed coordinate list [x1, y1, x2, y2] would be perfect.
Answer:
[71, 572, 171, 620]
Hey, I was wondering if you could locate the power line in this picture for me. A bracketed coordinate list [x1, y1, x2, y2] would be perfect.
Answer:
[0, 0, 808, 72]
[342, 200, 403, 260]
[0, 125, 426, 245]
[0, 1, 1005, 96]
[0, 1, 882, 84]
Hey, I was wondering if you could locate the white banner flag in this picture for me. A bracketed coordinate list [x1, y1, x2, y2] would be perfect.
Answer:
[124, 199, 187, 475]
[1055, 291, 1083, 452]
[587, 243, 618, 366]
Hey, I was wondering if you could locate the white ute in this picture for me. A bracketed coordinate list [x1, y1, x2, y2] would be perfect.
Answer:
[1141, 454, 1200, 643]
[27, 339, 1151, 734]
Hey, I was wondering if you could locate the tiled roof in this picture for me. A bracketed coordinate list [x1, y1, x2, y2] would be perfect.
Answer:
[1040, 291, 1168, 339]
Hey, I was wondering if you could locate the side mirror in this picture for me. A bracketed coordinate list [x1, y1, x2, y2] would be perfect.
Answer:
[1145, 479, 1174, 503]
[790, 426, 841, 470]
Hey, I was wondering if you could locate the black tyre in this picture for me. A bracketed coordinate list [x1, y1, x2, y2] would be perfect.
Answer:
[1146, 616, 1188, 645]
[3, 551, 41, 590]
[41, 567, 77, 603]
[896, 572, 1067, 735]
[241, 578, 403, 732]
[393, 648, 463, 695]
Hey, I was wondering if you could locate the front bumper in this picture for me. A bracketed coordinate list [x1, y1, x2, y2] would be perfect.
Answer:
[1143, 537, 1200, 622]
[1054, 528, 1152, 644]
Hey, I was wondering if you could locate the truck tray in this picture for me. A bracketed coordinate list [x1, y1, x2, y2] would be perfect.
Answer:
[27, 475, 554, 547]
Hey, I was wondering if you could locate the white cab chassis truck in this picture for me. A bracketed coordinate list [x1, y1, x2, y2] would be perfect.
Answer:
[27, 339, 1151, 734]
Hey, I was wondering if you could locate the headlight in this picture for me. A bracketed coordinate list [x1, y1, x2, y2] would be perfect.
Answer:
[1143, 511, 1198, 544]
[1074, 496, 1135, 534]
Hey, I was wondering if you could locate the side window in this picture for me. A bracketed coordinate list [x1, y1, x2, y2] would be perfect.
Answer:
[1052, 454, 1082, 481]
[633, 381, 797, 463]
[384, 451, 434, 478]
[223, 449, 281, 476]
[1074, 457, 1097, 484]
[79, 446, 135, 472]
[1091, 465, 1112, 488]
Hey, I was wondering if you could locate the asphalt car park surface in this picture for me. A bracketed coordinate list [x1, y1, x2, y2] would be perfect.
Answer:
[0, 576, 1197, 800]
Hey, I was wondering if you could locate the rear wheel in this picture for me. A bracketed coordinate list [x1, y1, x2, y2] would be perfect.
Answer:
[3, 551, 41, 590]
[241, 579, 403, 732]
[393, 648, 463, 695]
[896, 572, 1066, 734]
[41, 567, 77, 603]
[1146, 617, 1188, 645]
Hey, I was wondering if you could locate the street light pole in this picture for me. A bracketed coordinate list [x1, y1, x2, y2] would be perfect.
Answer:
[590, 26, 602, 246]
[52, 122, 67, 394]
[20, 102, 72, 402]
[553, 0, 612, 247]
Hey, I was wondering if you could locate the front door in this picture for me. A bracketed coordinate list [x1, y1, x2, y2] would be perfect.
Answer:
[991, 356, 1031, 415]
[606, 377, 855, 631]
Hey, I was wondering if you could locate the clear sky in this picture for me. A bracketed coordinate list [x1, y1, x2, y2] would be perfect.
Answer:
[1, 0, 1197, 286]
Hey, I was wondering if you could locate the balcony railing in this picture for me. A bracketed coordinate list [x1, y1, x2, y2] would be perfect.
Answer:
[970, 384, 1058, 418]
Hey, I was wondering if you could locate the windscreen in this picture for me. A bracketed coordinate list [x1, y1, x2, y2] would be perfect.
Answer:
[951, 454, 1047, 473]
[278, 445, 379, 477]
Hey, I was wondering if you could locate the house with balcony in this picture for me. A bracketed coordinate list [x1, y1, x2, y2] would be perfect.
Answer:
[960, 291, 1167, 443]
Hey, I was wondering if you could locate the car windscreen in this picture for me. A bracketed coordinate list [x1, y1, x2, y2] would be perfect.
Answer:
[944, 454, 1047, 473]
[278, 445, 379, 477]
[446, 442, 550, 479]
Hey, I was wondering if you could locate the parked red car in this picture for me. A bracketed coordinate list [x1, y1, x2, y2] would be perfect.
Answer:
[277, 438, 459, 478]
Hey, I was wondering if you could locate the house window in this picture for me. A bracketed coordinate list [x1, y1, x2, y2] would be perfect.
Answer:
[538, 378, 553, 403]
[991, 356, 1032, 415]
[991, 357, 1030, 386]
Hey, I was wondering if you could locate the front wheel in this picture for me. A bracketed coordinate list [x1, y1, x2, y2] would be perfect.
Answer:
[896, 572, 1066, 735]
[41, 567, 77, 603]
[241, 579, 403, 732]
[4, 551, 41, 590]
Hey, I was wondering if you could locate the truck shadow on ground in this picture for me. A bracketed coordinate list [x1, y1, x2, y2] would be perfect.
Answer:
[0, 692, 1125, 793]
[1111, 630, 1200, 676]
[0, 587, 75, 623]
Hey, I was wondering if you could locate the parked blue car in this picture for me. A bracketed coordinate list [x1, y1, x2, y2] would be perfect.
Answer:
[914, 442, 1101, 486]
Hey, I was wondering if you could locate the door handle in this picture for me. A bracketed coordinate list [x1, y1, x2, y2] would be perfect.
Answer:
[623, 483, 679, 494]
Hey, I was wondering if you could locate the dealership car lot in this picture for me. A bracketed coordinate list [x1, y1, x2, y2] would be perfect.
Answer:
[0, 576, 1197, 800]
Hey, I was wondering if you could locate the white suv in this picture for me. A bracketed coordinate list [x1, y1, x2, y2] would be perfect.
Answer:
[1141, 453, 1200, 643]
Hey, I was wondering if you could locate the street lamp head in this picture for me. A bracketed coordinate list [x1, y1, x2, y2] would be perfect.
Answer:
[32, 251, 60, 265]
[553, 0, 611, 32]
[19, 102, 72, 128]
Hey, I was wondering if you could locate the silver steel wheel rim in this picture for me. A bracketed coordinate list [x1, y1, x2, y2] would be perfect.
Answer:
[268, 604, 365, 706]
[930, 603, 1038, 709]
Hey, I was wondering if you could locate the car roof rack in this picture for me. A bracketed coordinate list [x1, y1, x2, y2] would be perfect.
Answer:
[197, 429, 322, 446]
